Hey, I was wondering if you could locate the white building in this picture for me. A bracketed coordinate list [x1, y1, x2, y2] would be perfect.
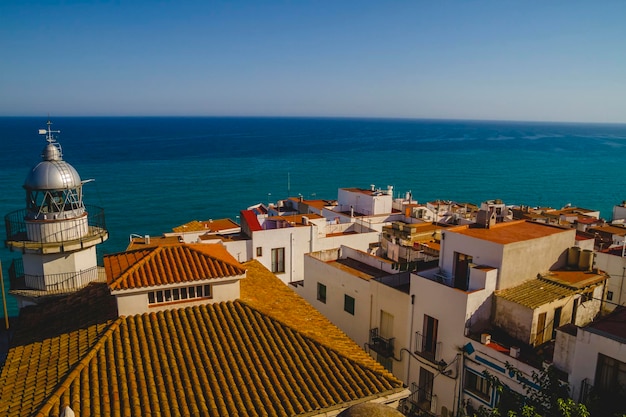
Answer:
[106, 243, 246, 316]
[300, 219, 607, 416]
[612, 201, 626, 222]
[553, 306, 626, 414]
[296, 246, 412, 381]
[593, 245, 626, 311]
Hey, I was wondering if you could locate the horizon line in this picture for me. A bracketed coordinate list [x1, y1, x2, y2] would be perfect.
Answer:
[1, 114, 625, 126]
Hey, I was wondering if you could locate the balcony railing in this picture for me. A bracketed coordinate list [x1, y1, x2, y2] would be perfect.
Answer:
[8, 258, 102, 292]
[415, 331, 442, 363]
[407, 382, 435, 416]
[369, 328, 395, 358]
[5, 205, 107, 252]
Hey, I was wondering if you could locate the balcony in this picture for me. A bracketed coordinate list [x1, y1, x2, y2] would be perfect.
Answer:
[8, 258, 104, 293]
[407, 382, 436, 416]
[5, 205, 108, 254]
[369, 328, 395, 358]
[415, 331, 442, 363]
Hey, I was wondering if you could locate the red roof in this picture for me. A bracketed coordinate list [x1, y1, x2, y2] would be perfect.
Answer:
[241, 209, 263, 232]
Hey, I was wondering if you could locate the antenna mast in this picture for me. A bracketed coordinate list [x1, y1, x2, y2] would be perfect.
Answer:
[39, 120, 61, 144]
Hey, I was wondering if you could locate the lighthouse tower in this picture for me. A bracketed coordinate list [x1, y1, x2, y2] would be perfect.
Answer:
[4, 121, 108, 310]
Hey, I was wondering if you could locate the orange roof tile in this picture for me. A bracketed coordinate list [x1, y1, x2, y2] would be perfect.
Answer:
[0, 261, 404, 417]
[106, 244, 245, 290]
[452, 220, 571, 244]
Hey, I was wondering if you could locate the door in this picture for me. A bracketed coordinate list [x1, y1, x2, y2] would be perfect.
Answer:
[552, 307, 562, 339]
[418, 367, 434, 411]
[536, 312, 546, 345]
[454, 252, 472, 290]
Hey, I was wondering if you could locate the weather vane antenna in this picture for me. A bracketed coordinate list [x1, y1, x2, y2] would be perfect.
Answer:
[38, 120, 61, 144]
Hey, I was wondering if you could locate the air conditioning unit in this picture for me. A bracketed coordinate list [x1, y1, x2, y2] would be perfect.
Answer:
[510, 346, 520, 358]
[481, 333, 491, 345]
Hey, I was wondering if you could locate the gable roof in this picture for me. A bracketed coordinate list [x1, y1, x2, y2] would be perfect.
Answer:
[0, 260, 404, 417]
[105, 244, 245, 290]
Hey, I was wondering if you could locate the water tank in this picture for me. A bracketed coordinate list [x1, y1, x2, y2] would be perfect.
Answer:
[567, 247, 580, 268]
[578, 249, 593, 271]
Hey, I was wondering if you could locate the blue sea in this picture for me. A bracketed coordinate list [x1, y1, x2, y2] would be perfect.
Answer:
[1, 116, 626, 317]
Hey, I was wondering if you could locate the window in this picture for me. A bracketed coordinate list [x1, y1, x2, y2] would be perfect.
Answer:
[344, 294, 355, 315]
[317, 282, 327, 303]
[464, 369, 492, 401]
[595, 353, 626, 393]
[148, 284, 213, 306]
[380, 310, 394, 339]
[607, 290, 614, 301]
[271, 247, 285, 273]
[256, 247, 262, 257]
[581, 290, 593, 303]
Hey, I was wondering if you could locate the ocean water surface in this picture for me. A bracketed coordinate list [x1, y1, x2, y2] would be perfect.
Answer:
[1, 116, 626, 317]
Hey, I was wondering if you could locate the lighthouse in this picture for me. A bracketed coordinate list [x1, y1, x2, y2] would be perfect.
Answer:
[4, 121, 108, 310]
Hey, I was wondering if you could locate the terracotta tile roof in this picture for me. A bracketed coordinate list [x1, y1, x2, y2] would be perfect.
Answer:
[0, 261, 403, 417]
[106, 244, 245, 290]
[452, 220, 571, 244]
[0, 283, 118, 417]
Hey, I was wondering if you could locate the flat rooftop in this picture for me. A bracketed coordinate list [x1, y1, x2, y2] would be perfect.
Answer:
[585, 306, 626, 342]
[328, 258, 389, 281]
[452, 220, 570, 244]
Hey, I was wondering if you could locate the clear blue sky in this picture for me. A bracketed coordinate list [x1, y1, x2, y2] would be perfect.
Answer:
[2, 1, 625, 122]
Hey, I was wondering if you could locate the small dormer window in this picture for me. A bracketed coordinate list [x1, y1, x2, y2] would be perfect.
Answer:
[148, 284, 212, 306]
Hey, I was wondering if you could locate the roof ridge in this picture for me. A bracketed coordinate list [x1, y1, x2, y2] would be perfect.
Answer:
[33, 318, 123, 417]
[186, 244, 246, 273]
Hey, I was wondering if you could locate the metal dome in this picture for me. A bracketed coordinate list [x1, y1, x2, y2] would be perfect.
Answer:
[24, 143, 82, 190]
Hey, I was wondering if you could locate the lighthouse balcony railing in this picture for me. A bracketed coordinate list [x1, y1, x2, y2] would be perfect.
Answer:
[8, 258, 102, 292]
[4, 205, 107, 250]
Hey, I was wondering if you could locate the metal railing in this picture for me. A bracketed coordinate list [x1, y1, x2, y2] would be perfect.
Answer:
[408, 382, 435, 416]
[415, 331, 442, 363]
[369, 328, 395, 358]
[5, 205, 107, 251]
[8, 258, 101, 292]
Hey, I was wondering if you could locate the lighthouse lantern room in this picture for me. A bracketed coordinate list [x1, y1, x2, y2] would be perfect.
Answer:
[4, 121, 108, 309]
